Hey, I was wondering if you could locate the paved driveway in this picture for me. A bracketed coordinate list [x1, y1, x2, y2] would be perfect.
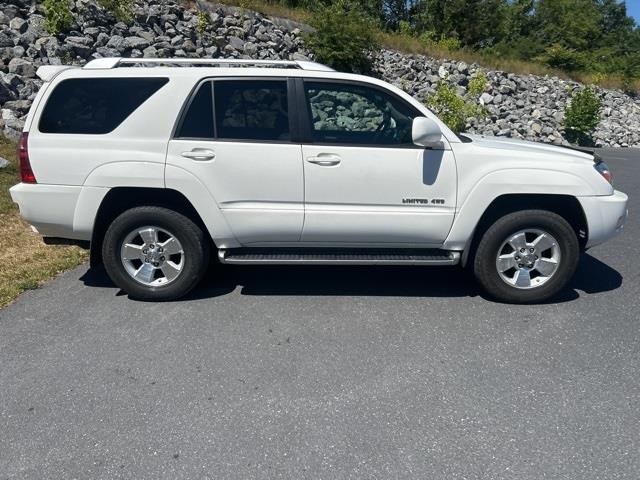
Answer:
[1, 150, 638, 479]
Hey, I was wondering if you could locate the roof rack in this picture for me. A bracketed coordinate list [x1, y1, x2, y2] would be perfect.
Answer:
[83, 57, 335, 72]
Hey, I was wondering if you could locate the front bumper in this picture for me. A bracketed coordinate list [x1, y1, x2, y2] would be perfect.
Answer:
[578, 190, 628, 248]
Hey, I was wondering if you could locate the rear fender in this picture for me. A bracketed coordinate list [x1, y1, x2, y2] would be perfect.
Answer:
[164, 164, 239, 249]
[83, 161, 165, 188]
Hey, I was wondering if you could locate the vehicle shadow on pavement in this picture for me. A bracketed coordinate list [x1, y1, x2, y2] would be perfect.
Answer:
[568, 253, 623, 294]
[80, 252, 621, 303]
[198, 264, 480, 298]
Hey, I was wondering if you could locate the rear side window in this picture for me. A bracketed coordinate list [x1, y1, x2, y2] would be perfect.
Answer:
[39, 77, 168, 134]
[176, 81, 214, 139]
[214, 80, 290, 141]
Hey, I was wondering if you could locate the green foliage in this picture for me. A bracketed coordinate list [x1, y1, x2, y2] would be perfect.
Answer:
[437, 37, 462, 52]
[620, 54, 640, 94]
[411, 0, 507, 48]
[271, 0, 640, 88]
[98, 0, 134, 23]
[426, 72, 488, 133]
[277, 0, 385, 24]
[398, 20, 413, 37]
[43, 0, 73, 35]
[563, 86, 602, 145]
[305, 0, 379, 73]
[468, 71, 488, 97]
[536, 44, 588, 72]
[418, 31, 462, 52]
[197, 10, 209, 36]
[534, 0, 601, 51]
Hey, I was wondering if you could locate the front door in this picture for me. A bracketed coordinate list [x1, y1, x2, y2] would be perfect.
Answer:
[299, 80, 457, 246]
[166, 78, 304, 245]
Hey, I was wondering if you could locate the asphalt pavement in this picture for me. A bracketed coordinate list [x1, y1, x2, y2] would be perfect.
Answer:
[1, 149, 638, 479]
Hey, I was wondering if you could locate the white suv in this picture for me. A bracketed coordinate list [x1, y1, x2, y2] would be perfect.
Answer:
[10, 58, 628, 303]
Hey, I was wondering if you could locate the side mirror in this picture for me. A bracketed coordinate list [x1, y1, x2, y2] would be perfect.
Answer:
[412, 117, 443, 147]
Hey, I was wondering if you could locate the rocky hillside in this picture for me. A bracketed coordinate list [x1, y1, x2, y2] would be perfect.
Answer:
[1, 0, 639, 147]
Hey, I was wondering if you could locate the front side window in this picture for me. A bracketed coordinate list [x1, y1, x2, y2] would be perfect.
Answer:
[39, 77, 168, 134]
[214, 80, 290, 141]
[304, 81, 419, 146]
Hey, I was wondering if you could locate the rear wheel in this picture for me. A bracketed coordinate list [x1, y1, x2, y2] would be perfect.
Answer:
[102, 206, 210, 301]
[473, 210, 579, 303]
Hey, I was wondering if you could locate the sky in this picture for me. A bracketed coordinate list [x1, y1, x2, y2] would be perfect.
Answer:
[627, 1, 640, 25]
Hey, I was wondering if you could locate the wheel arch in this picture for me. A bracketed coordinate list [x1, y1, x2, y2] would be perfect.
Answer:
[459, 193, 588, 268]
[90, 187, 210, 266]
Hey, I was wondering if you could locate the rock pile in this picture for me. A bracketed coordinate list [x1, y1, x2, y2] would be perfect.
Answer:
[374, 50, 640, 147]
[0, 0, 638, 147]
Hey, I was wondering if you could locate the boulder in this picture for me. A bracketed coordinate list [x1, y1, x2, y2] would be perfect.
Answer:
[8, 58, 35, 77]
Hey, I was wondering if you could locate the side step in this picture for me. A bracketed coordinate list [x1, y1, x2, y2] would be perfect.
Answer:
[218, 248, 460, 266]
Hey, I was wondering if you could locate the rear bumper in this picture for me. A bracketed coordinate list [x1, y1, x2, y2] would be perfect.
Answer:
[10, 183, 84, 239]
[578, 190, 628, 248]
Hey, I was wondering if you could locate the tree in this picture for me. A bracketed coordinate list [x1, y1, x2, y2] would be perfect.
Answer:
[503, 0, 535, 40]
[279, 0, 384, 24]
[596, 0, 635, 35]
[533, 0, 602, 51]
[383, 0, 417, 29]
[280, 0, 639, 84]
[305, 0, 379, 73]
[411, 0, 507, 48]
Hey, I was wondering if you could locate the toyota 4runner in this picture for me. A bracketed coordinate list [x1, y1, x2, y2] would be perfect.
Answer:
[10, 58, 629, 303]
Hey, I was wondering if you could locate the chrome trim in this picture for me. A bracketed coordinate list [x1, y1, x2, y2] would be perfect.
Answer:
[84, 57, 335, 72]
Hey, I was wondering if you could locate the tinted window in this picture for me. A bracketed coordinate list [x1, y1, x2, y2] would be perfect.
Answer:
[304, 82, 419, 145]
[39, 78, 168, 134]
[214, 80, 290, 141]
[177, 82, 214, 138]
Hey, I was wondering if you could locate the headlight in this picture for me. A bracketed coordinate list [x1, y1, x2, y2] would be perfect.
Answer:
[594, 161, 613, 185]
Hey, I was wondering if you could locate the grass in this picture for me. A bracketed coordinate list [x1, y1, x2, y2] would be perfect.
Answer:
[379, 31, 565, 77]
[0, 136, 88, 308]
[214, 0, 640, 92]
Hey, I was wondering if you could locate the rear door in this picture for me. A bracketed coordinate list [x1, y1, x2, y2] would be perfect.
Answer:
[166, 78, 304, 244]
[299, 79, 457, 246]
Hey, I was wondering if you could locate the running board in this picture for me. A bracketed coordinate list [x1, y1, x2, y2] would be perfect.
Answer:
[218, 248, 460, 266]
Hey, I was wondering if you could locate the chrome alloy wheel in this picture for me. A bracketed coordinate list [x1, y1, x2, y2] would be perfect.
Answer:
[495, 229, 561, 290]
[120, 226, 185, 287]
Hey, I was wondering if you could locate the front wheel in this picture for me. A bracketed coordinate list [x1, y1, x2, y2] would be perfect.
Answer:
[102, 206, 210, 301]
[473, 210, 580, 304]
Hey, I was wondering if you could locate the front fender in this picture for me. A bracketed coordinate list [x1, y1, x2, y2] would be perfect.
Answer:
[443, 168, 593, 250]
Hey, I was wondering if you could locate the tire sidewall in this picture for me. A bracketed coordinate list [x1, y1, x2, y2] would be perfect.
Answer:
[474, 211, 579, 303]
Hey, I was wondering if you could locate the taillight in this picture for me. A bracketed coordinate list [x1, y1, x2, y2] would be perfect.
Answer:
[18, 132, 36, 184]
[594, 161, 613, 185]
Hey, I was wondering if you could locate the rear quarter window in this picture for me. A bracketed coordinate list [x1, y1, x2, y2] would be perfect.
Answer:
[39, 77, 169, 134]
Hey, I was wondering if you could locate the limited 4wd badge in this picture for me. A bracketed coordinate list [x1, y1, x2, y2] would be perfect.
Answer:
[402, 198, 445, 205]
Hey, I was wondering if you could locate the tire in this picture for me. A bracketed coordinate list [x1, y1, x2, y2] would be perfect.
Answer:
[102, 206, 210, 301]
[473, 210, 579, 304]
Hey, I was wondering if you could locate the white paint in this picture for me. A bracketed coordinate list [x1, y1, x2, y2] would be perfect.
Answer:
[9, 63, 628, 261]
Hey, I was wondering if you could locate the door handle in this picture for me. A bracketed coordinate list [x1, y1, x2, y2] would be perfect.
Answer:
[181, 149, 216, 161]
[306, 154, 341, 166]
